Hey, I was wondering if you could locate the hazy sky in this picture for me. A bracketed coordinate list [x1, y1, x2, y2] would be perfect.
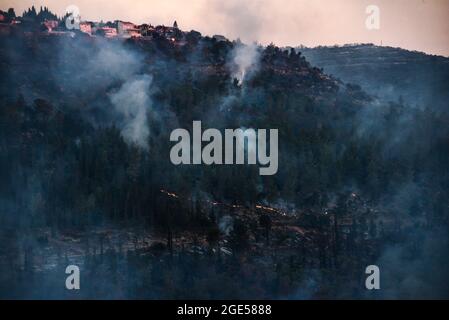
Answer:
[1, 0, 448, 56]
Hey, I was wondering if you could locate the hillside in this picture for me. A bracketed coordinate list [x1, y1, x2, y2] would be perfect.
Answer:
[1, 9, 449, 299]
[302, 44, 449, 110]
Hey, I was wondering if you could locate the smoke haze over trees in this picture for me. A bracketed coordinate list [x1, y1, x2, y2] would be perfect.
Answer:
[0, 6, 448, 299]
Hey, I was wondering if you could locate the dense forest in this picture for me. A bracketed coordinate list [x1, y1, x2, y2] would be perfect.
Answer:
[0, 7, 448, 299]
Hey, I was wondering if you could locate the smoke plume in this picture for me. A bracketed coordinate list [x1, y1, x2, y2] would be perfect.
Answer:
[109, 74, 153, 150]
[230, 43, 261, 85]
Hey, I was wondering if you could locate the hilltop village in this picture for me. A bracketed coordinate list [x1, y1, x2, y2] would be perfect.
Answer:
[0, 6, 224, 45]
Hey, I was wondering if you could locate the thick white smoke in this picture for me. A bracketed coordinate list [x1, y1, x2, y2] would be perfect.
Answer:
[231, 43, 260, 85]
[108, 74, 153, 150]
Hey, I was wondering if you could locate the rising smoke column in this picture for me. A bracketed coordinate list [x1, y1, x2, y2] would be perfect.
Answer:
[230, 43, 261, 85]
[108, 74, 153, 150]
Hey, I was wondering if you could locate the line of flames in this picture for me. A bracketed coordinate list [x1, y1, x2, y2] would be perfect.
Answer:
[160, 189, 287, 216]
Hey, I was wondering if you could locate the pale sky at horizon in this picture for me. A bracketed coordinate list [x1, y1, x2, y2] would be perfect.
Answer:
[1, 0, 448, 56]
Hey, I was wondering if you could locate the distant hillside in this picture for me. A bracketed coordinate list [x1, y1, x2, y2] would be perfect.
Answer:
[301, 44, 449, 111]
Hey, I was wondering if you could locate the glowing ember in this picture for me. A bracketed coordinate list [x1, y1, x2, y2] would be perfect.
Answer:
[160, 189, 179, 198]
[159, 189, 289, 216]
